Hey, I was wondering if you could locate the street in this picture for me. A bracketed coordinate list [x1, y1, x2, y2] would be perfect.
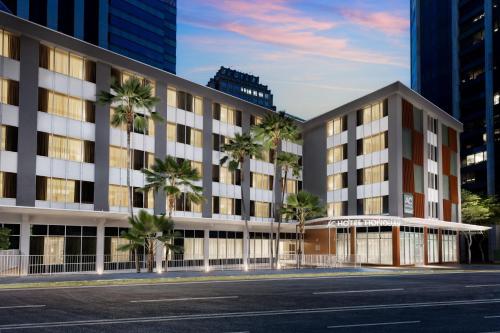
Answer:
[1, 271, 500, 332]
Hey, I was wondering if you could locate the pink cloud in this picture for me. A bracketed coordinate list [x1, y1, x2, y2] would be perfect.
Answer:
[341, 9, 409, 35]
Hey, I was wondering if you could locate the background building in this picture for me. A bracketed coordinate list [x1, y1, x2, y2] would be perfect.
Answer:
[208, 67, 276, 111]
[0, 0, 177, 73]
[411, 0, 500, 261]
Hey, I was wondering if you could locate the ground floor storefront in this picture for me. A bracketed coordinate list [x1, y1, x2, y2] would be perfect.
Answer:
[304, 216, 489, 266]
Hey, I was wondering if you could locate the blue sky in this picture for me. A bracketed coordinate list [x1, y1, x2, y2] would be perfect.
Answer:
[177, 0, 410, 119]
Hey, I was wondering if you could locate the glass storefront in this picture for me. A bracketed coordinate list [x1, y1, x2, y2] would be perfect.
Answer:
[400, 227, 424, 265]
[427, 228, 439, 263]
[442, 230, 457, 262]
[356, 226, 393, 265]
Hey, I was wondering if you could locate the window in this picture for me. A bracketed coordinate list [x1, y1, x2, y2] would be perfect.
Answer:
[357, 100, 387, 125]
[428, 173, 438, 190]
[414, 165, 423, 193]
[36, 177, 75, 203]
[428, 143, 437, 161]
[39, 88, 95, 122]
[443, 175, 450, 200]
[213, 196, 241, 215]
[328, 202, 346, 217]
[167, 88, 203, 115]
[191, 161, 203, 177]
[254, 149, 274, 163]
[428, 202, 438, 219]
[0, 172, 16, 198]
[402, 129, 412, 159]
[428, 116, 438, 134]
[357, 164, 387, 185]
[0, 125, 18, 152]
[213, 134, 230, 152]
[285, 179, 301, 194]
[175, 193, 202, 213]
[327, 116, 347, 136]
[109, 146, 128, 169]
[113, 69, 155, 93]
[251, 173, 273, 190]
[39, 45, 96, 82]
[358, 196, 388, 215]
[250, 115, 263, 126]
[0, 78, 19, 106]
[494, 93, 499, 105]
[251, 201, 271, 218]
[358, 132, 388, 155]
[0, 29, 20, 60]
[464, 151, 487, 166]
[327, 173, 347, 191]
[108, 185, 151, 208]
[213, 103, 242, 126]
[327, 144, 347, 164]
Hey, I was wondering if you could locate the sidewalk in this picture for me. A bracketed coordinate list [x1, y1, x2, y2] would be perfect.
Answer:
[1, 264, 498, 289]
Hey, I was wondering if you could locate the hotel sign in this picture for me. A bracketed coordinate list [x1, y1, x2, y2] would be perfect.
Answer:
[403, 193, 414, 215]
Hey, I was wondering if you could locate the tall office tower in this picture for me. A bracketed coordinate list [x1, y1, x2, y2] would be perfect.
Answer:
[411, 0, 500, 260]
[208, 67, 276, 111]
[0, 0, 176, 73]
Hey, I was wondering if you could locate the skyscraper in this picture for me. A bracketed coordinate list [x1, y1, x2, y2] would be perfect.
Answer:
[208, 67, 276, 111]
[0, 0, 176, 73]
[411, 0, 500, 261]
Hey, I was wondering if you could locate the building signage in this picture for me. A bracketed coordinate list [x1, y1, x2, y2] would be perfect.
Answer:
[403, 193, 414, 215]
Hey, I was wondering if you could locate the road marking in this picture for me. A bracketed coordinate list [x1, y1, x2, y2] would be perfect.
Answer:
[0, 298, 499, 330]
[314, 288, 403, 295]
[327, 320, 420, 329]
[484, 315, 500, 319]
[0, 305, 46, 310]
[465, 284, 500, 288]
[130, 296, 238, 303]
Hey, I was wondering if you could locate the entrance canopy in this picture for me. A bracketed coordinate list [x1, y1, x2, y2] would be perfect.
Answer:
[306, 215, 490, 233]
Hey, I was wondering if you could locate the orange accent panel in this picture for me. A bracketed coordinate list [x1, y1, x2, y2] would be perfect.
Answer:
[414, 192, 425, 218]
[402, 100, 413, 129]
[412, 131, 424, 166]
[443, 200, 451, 221]
[448, 128, 457, 152]
[392, 227, 400, 266]
[449, 176, 458, 204]
[403, 158, 414, 193]
[442, 146, 450, 175]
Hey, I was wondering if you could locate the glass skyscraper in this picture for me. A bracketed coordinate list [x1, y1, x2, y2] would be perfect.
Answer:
[0, 0, 176, 73]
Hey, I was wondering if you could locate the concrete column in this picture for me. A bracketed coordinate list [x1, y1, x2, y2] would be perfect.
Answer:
[437, 121, 444, 220]
[155, 233, 164, 273]
[392, 226, 400, 266]
[422, 111, 429, 218]
[243, 228, 249, 267]
[16, 36, 39, 207]
[347, 111, 357, 215]
[94, 62, 111, 211]
[349, 227, 356, 256]
[202, 98, 213, 218]
[19, 215, 30, 276]
[423, 227, 428, 265]
[438, 229, 443, 264]
[154, 82, 167, 215]
[241, 112, 251, 221]
[388, 95, 403, 217]
[96, 220, 105, 274]
[203, 229, 210, 269]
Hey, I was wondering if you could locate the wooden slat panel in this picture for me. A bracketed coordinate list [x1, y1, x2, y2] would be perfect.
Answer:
[402, 158, 414, 193]
[442, 146, 450, 175]
[414, 192, 425, 218]
[450, 175, 458, 204]
[402, 99, 413, 129]
[448, 127, 457, 152]
[443, 199, 452, 221]
[412, 131, 424, 166]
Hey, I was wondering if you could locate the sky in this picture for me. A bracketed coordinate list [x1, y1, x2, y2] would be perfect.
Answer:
[177, 0, 410, 120]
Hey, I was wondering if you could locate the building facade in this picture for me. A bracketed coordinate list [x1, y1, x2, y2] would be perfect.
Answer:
[411, 0, 500, 260]
[208, 67, 276, 111]
[0, 0, 176, 73]
[0, 13, 483, 275]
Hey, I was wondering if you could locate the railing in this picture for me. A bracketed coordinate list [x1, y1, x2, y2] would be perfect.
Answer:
[0, 253, 360, 277]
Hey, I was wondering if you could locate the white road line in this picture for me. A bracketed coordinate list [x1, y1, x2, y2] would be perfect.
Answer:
[314, 288, 404, 295]
[484, 315, 500, 319]
[130, 296, 238, 303]
[465, 284, 500, 288]
[0, 298, 499, 330]
[327, 320, 420, 329]
[0, 305, 46, 310]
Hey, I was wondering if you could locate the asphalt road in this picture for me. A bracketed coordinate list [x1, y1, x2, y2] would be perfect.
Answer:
[1, 271, 500, 332]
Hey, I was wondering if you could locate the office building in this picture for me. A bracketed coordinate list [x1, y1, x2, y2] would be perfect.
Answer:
[208, 67, 276, 111]
[0, 12, 488, 275]
[0, 0, 176, 73]
[411, 0, 500, 261]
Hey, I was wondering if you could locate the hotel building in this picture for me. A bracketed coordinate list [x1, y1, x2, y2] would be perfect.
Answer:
[0, 12, 488, 274]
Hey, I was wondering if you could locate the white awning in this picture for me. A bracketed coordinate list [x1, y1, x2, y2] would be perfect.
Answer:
[305, 215, 490, 233]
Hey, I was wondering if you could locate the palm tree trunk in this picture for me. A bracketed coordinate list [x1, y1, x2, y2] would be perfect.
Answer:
[466, 232, 472, 264]
[270, 142, 280, 269]
[478, 233, 486, 263]
[275, 169, 288, 267]
[135, 248, 140, 273]
[147, 239, 154, 273]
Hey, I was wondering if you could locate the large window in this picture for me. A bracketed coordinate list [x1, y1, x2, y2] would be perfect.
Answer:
[108, 146, 153, 170]
[0, 172, 16, 199]
[356, 226, 392, 265]
[111, 68, 155, 93]
[0, 78, 19, 106]
[251, 201, 271, 218]
[327, 201, 346, 217]
[327, 173, 347, 191]
[172, 230, 204, 263]
[251, 172, 273, 190]
[357, 100, 387, 125]
[285, 179, 301, 194]
[327, 144, 347, 164]
[166, 123, 203, 147]
[39, 45, 96, 82]
[249, 232, 271, 262]
[327, 115, 347, 136]
[209, 231, 243, 265]
[0, 223, 19, 249]
[213, 133, 230, 152]
[175, 193, 202, 213]
[427, 229, 439, 263]
[0, 29, 20, 60]
[36, 176, 94, 204]
[39, 88, 95, 123]
[213, 196, 241, 215]
[167, 88, 203, 115]
[442, 230, 457, 262]
[357, 132, 388, 155]
[108, 185, 153, 209]
[357, 164, 387, 185]
[213, 165, 240, 185]
[400, 227, 424, 265]
[37, 132, 94, 163]
[0, 125, 18, 152]
[213, 103, 242, 126]
[358, 196, 388, 215]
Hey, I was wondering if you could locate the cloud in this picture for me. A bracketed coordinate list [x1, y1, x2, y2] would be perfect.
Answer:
[341, 9, 409, 36]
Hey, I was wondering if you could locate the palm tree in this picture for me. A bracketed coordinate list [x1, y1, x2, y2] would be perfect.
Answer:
[252, 111, 300, 267]
[275, 152, 301, 263]
[220, 133, 262, 267]
[283, 191, 325, 268]
[97, 77, 160, 220]
[141, 156, 203, 218]
[118, 210, 181, 273]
